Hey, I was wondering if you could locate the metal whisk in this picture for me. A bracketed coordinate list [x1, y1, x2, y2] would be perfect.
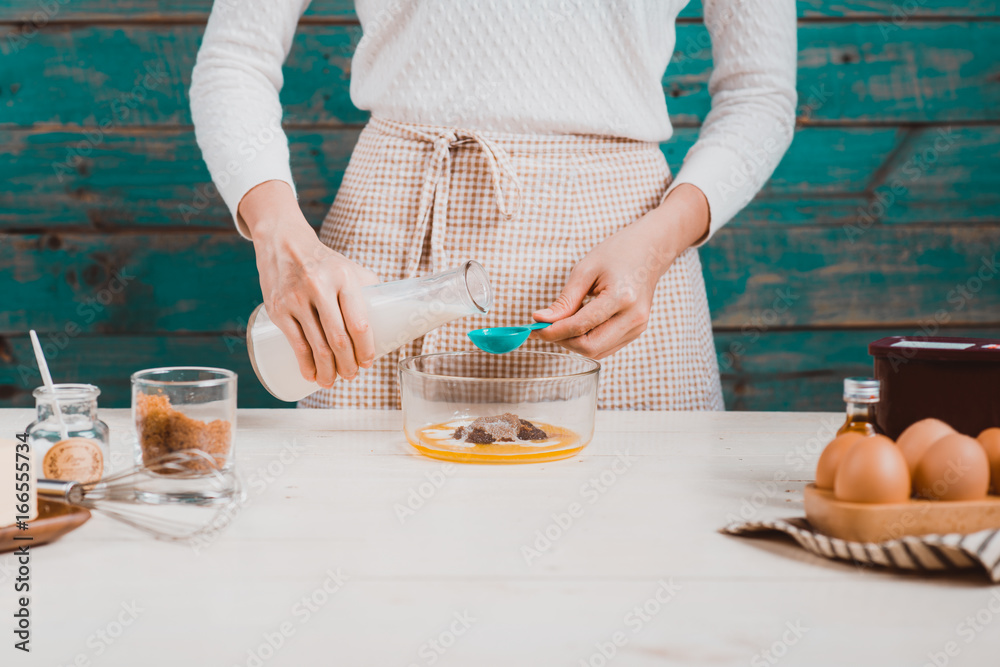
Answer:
[37, 450, 244, 543]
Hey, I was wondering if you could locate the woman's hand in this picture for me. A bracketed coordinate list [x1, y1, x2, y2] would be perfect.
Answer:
[240, 180, 379, 387]
[532, 184, 711, 359]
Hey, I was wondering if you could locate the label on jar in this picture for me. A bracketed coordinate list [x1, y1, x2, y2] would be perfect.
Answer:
[42, 438, 104, 484]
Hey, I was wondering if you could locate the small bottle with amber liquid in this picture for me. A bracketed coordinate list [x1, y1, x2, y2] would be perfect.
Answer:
[837, 377, 880, 436]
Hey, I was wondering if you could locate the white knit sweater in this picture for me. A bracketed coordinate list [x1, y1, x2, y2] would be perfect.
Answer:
[190, 0, 797, 241]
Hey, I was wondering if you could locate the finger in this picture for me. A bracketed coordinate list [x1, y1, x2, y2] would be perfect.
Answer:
[535, 290, 621, 342]
[271, 313, 318, 384]
[357, 266, 380, 287]
[315, 300, 358, 382]
[593, 340, 631, 360]
[338, 285, 376, 369]
[559, 315, 646, 359]
[298, 307, 337, 387]
[533, 265, 597, 323]
[555, 313, 627, 357]
[591, 323, 645, 360]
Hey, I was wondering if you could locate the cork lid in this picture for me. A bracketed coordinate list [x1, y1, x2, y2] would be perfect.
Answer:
[869, 336, 1000, 362]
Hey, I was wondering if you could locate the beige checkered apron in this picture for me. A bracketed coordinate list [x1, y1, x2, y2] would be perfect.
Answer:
[299, 117, 723, 411]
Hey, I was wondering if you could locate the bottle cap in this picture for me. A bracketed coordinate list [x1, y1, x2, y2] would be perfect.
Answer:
[844, 377, 880, 403]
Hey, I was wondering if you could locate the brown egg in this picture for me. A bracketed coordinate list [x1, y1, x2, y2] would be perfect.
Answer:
[896, 418, 956, 476]
[977, 428, 1000, 495]
[834, 435, 911, 504]
[815, 432, 865, 490]
[913, 433, 990, 501]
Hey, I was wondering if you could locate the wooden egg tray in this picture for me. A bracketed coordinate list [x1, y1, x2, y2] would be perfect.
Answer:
[804, 484, 1000, 543]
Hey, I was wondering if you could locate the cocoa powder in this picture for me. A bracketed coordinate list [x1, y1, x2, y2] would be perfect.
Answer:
[452, 413, 548, 445]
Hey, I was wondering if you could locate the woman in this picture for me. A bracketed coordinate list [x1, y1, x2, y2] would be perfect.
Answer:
[190, 1, 796, 410]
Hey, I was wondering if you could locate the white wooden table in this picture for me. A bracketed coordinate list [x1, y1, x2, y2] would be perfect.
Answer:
[3, 408, 997, 667]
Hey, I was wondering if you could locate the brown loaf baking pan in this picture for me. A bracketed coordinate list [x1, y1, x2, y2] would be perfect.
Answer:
[804, 485, 1000, 543]
[869, 336, 1000, 439]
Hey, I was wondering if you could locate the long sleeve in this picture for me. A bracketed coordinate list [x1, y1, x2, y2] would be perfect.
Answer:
[190, 0, 312, 239]
[664, 0, 798, 245]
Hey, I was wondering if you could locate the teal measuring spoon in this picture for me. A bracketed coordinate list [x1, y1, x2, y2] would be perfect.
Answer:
[467, 322, 552, 354]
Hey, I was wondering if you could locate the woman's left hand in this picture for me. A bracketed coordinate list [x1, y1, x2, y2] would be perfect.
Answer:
[531, 184, 711, 359]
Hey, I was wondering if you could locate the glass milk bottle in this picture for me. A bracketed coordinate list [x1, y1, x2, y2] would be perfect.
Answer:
[247, 260, 494, 402]
[25, 384, 110, 484]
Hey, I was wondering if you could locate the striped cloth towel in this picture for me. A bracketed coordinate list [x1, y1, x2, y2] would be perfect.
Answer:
[722, 517, 1000, 583]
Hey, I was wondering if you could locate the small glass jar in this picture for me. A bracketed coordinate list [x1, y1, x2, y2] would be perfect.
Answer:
[131, 367, 237, 474]
[26, 384, 110, 484]
[837, 377, 880, 436]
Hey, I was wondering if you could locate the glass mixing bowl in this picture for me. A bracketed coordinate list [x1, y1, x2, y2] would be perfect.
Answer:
[399, 351, 599, 463]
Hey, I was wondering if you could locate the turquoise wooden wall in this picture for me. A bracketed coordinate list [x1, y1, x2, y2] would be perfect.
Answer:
[1, 1, 999, 411]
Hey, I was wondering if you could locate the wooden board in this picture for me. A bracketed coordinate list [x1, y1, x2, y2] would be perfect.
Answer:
[0, 334, 284, 408]
[702, 224, 1000, 328]
[2, 327, 999, 410]
[0, 124, 969, 229]
[3, 23, 999, 127]
[4, 124, 997, 231]
[716, 327, 1000, 375]
[716, 327, 1000, 412]
[2, 225, 999, 338]
[3, 407, 1000, 666]
[1, 0, 997, 21]
[1, 4, 998, 414]
[0, 498, 91, 553]
[0, 128, 360, 229]
[804, 484, 1000, 543]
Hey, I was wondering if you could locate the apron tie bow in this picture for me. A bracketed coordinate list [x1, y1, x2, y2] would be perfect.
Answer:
[379, 119, 521, 278]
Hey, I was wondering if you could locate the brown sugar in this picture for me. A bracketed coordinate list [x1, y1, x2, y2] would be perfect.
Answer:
[452, 413, 548, 445]
[136, 393, 231, 473]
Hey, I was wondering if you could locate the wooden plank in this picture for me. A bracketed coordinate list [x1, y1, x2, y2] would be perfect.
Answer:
[0, 125, 901, 229]
[792, 0, 1000, 16]
[3, 327, 999, 410]
[0, 128, 360, 229]
[0, 24, 367, 127]
[739, 124, 1000, 226]
[3, 23, 999, 127]
[717, 327, 1000, 411]
[2, 225, 998, 337]
[5, 325, 1000, 411]
[704, 224, 1000, 328]
[7, 406, 997, 667]
[5, 124, 998, 230]
[720, 327, 962, 376]
[666, 125, 904, 198]
[860, 125, 1000, 226]
[0, 0, 361, 22]
[2, 0, 997, 22]
[0, 333, 283, 408]
[4, 325, 1000, 410]
[3, 324, 996, 411]
[0, 232, 260, 334]
[722, 374, 849, 412]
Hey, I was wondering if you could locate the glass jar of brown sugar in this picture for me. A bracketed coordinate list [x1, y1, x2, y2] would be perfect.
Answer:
[131, 367, 237, 476]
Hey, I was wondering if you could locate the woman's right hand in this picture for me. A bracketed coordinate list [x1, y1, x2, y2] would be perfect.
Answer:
[239, 180, 378, 388]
